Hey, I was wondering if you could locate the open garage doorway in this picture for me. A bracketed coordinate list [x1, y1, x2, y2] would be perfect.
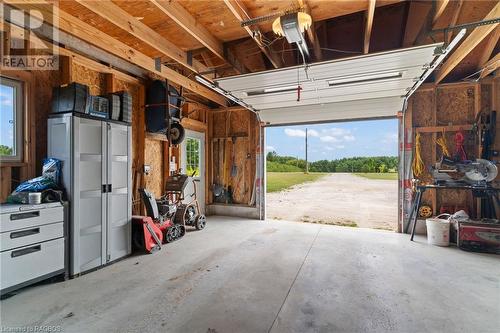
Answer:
[265, 119, 399, 231]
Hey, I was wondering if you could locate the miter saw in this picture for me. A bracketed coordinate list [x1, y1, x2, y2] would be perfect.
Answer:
[431, 156, 498, 187]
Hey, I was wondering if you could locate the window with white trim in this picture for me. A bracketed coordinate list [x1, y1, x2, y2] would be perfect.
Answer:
[0, 77, 23, 161]
[185, 137, 201, 177]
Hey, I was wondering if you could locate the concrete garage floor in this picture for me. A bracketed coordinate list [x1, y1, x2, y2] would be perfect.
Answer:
[1, 217, 499, 333]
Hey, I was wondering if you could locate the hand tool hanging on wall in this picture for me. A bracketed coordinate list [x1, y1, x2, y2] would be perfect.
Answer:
[454, 130, 467, 161]
[231, 136, 238, 177]
[480, 110, 497, 160]
[212, 139, 224, 198]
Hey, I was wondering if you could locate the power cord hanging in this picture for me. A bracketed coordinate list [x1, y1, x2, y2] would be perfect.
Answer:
[435, 130, 450, 156]
[413, 132, 425, 177]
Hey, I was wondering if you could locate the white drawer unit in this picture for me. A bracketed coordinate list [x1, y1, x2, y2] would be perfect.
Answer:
[0, 203, 67, 296]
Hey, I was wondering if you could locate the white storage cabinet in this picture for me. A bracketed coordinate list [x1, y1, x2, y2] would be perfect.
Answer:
[48, 113, 132, 276]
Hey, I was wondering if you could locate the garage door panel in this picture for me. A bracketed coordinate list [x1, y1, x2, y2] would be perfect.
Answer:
[259, 97, 403, 125]
[215, 43, 442, 125]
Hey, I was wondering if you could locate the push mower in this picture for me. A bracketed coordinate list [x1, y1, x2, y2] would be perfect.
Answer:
[165, 172, 207, 230]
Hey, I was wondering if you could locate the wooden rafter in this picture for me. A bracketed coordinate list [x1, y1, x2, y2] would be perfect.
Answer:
[148, 0, 245, 73]
[223, 0, 281, 68]
[446, 0, 464, 43]
[297, 0, 322, 61]
[402, 1, 432, 47]
[432, 0, 450, 26]
[4, 0, 226, 106]
[364, 0, 376, 54]
[435, 2, 500, 83]
[478, 27, 500, 69]
[75, 0, 207, 73]
[479, 53, 500, 79]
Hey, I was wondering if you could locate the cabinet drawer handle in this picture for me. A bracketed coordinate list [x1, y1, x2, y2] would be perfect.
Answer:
[10, 211, 40, 221]
[11, 245, 41, 258]
[10, 228, 40, 239]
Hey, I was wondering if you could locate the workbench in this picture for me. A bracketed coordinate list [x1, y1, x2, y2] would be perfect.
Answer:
[406, 184, 500, 241]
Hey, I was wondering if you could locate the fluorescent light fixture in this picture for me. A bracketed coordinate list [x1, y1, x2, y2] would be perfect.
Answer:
[327, 71, 402, 86]
[246, 85, 299, 96]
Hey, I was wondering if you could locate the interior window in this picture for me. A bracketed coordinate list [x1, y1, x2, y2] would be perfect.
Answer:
[0, 77, 23, 161]
[186, 137, 200, 177]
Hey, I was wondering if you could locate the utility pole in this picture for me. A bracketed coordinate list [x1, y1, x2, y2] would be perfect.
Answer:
[305, 128, 309, 174]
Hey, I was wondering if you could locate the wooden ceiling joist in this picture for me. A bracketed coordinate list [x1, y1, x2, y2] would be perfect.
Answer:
[297, 0, 322, 61]
[446, 0, 464, 43]
[478, 27, 500, 69]
[435, 2, 500, 83]
[75, 0, 207, 73]
[148, 0, 246, 74]
[364, 0, 376, 54]
[223, 0, 282, 68]
[5, 0, 226, 106]
[432, 0, 451, 26]
[479, 53, 500, 79]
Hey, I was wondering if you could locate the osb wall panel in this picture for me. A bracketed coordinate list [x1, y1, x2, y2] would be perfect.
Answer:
[436, 84, 476, 125]
[412, 88, 435, 127]
[72, 63, 106, 95]
[410, 82, 497, 218]
[144, 138, 163, 197]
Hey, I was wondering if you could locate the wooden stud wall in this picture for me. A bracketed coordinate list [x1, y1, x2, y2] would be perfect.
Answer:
[207, 108, 258, 207]
[409, 77, 499, 218]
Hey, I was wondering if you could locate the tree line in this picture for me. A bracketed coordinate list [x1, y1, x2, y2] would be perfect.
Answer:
[266, 151, 398, 173]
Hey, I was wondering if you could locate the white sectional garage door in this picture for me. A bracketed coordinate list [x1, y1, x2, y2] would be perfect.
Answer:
[215, 44, 443, 125]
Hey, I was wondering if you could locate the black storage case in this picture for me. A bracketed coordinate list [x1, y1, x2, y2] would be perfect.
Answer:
[145, 80, 182, 133]
[115, 91, 132, 123]
[52, 82, 90, 114]
[108, 93, 121, 121]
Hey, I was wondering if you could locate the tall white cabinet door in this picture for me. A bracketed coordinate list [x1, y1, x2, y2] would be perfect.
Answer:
[73, 117, 107, 273]
[106, 122, 131, 262]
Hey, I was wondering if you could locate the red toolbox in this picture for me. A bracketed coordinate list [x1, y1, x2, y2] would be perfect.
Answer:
[458, 221, 500, 254]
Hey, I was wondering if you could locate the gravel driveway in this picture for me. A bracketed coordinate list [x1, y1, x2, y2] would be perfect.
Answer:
[266, 173, 398, 230]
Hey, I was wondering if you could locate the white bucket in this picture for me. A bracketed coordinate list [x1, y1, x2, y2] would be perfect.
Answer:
[426, 214, 450, 246]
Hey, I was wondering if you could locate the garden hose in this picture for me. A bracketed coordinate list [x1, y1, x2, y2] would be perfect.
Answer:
[413, 132, 424, 177]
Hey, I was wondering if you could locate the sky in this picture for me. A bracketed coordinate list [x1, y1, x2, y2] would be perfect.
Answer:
[0, 84, 15, 150]
[265, 119, 398, 161]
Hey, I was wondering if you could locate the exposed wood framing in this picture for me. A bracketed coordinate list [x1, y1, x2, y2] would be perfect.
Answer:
[402, 1, 432, 47]
[364, 0, 376, 54]
[478, 27, 500, 69]
[75, 0, 207, 73]
[149, 0, 245, 73]
[480, 53, 500, 79]
[297, 0, 322, 61]
[432, 0, 450, 26]
[435, 3, 500, 83]
[4, 1, 226, 106]
[446, 0, 464, 44]
[223, 0, 282, 68]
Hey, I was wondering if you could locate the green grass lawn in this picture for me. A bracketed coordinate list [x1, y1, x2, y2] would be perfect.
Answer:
[267, 172, 326, 193]
[354, 173, 398, 180]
